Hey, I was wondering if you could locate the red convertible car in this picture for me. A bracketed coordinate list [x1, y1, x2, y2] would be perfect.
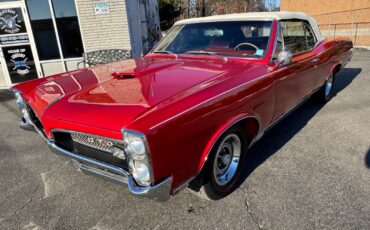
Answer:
[11, 12, 352, 201]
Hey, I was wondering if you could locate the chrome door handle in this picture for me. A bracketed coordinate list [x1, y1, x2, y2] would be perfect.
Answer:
[312, 58, 320, 63]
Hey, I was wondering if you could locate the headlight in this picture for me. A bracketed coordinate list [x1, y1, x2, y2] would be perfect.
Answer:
[122, 130, 153, 187]
[15, 92, 24, 110]
[15, 92, 23, 107]
[124, 134, 146, 160]
[130, 161, 151, 186]
[13, 90, 28, 117]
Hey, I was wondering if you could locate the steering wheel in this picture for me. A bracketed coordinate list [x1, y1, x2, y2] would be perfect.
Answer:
[234, 42, 259, 51]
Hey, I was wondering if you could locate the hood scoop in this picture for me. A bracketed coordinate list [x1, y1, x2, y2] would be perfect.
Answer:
[111, 70, 136, 79]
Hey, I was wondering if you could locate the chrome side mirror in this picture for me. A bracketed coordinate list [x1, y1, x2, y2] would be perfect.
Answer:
[277, 50, 292, 66]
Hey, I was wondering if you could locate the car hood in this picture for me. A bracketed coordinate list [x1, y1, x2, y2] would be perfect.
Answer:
[23, 57, 248, 131]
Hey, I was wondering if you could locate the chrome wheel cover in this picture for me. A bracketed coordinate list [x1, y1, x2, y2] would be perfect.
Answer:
[213, 134, 241, 186]
[325, 74, 334, 97]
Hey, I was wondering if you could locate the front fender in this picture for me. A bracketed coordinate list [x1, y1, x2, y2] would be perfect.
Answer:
[196, 113, 260, 176]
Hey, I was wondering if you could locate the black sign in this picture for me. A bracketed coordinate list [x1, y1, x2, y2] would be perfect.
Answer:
[3, 45, 38, 84]
[0, 8, 26, 35]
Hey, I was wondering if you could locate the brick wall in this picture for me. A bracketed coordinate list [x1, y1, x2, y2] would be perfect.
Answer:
[281, 0, 370, 46]
[76, 0, 132, 52]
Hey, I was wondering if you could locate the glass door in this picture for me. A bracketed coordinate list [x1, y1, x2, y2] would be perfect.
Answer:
[0, 2, 41, 87]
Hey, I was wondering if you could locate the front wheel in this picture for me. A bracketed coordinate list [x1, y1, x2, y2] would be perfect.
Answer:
[190, 126, 248, 200]
[313, 73, 334, 103]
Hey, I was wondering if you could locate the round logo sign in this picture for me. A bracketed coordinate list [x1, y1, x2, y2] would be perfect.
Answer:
[9, 48, 30, 75]
[0, 9, 22, 34]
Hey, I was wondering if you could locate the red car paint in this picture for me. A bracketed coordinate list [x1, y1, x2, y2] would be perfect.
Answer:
[12, 20, 353, 192]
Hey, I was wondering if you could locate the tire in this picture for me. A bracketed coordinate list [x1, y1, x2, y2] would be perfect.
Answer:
[313, 72, 335, 103]
[189, 125, 248, 200]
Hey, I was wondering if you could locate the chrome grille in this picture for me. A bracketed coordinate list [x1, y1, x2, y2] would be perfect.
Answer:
[71, 133, 120, 153]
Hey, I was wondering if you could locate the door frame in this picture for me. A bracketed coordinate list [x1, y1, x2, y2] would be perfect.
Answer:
[0, 1, 42, 88]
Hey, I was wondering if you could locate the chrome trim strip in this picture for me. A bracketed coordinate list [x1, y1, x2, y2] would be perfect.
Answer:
[149, 25, 184, 55]
[269, 19, 281, 63]
[30, 117, 48, 142]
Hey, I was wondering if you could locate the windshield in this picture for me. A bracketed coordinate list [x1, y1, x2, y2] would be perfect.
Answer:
[153, 21, 273, 58]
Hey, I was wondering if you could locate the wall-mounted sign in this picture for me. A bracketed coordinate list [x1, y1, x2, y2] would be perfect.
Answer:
[0, 34, 29, 45]
[0, 8, 26, 35]
[2, 45, 38, 84]
[94, 2, 109, 15]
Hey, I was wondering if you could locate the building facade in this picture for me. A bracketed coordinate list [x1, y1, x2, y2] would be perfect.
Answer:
[281, 0, 370, 47]
[0, 0, 161, 89]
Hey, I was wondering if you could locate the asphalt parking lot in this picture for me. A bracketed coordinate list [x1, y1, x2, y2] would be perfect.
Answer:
[0, 49, 369, 230]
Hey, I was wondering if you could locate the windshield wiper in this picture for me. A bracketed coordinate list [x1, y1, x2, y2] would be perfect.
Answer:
[184, 51, 227, 61]
[152, 51, 178, 58]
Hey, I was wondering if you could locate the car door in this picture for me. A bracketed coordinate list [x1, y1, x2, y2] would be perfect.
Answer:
[301, 20, 330, 91]
[271, 20, 317, 121]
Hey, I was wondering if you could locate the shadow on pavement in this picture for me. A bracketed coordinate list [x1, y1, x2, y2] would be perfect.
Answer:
[366, 148, 370, 168]
[0, 89, 14, 103]
[239, 67, 362, 185]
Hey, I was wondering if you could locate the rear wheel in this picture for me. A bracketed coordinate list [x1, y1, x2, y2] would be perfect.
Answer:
[313, 73, 334, 103]
[190, 126, 248, 200]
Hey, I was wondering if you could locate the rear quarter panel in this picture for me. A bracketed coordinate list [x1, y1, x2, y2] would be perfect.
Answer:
[314, 37, 353, 89]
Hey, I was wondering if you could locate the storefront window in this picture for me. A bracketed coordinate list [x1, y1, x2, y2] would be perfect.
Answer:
[52, 0, 83, 58]
[25, 0, 83, 60]
[26, 0, 60, 60]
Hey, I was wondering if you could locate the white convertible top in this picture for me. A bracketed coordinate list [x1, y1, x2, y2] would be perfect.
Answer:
[174, 11, 324, 41]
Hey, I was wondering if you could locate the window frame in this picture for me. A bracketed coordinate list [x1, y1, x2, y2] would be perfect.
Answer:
[278, 19, 319, 56]
[51, 0, 84, 59]
[302, 20, 318, 50]
[25, 0, 85, 73]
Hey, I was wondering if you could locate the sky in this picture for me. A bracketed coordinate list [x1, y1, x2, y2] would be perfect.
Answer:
[265, 0, 281, 10]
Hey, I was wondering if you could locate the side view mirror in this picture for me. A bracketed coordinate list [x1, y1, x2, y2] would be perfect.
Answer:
[277, 50, 292, 66]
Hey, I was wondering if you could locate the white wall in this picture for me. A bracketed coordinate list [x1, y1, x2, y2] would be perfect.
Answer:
[0, 65, 7, 88]
[76, 0, 132, 52]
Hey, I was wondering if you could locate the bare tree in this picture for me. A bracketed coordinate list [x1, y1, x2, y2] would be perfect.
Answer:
[159, 0, 279, 28]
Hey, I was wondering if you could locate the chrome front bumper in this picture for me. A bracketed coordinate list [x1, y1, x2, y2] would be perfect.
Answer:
[48, 141, 172, 201]
[17, 109, 172, 201]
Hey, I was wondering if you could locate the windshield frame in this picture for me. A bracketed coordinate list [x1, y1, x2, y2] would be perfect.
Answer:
[150, 20, 274, 60]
